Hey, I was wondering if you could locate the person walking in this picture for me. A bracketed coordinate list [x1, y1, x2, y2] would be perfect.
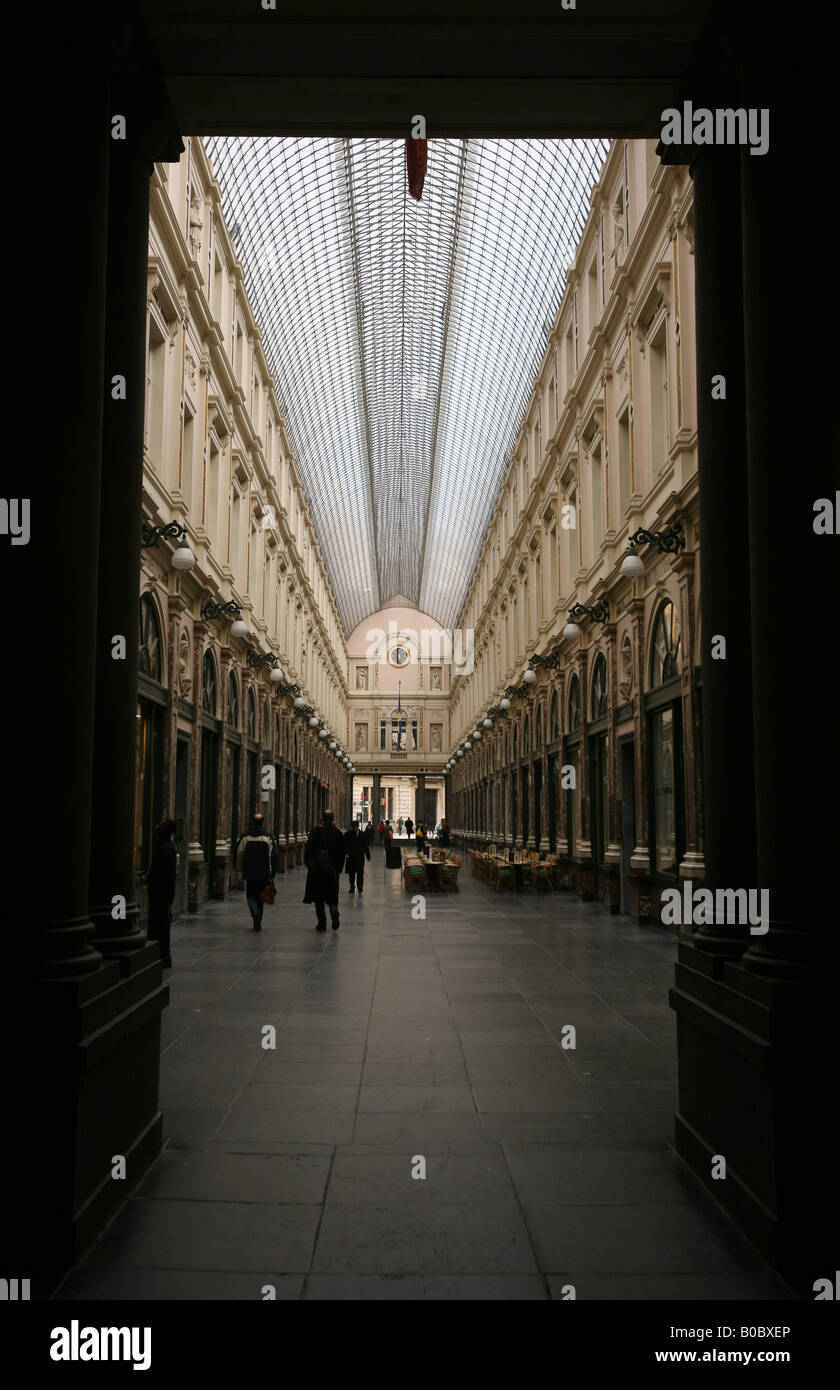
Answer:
[365, 819, 375, 849]
[439, 817, 451, 848]
[344, 820, 371, 895]
[234, 812, 278, 932]
[304, 808, 346, 932]
[405, 815, 414, 840]
[415, 821, 425, 855]
[145, 818, 177, 968]
[378, 818, 385, 846]
[397, 816, 404, 837]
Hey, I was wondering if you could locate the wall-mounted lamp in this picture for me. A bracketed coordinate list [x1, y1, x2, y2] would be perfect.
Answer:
[202, 598, 248, 638]
[141, 522, 196, 572]
[247, 650, 284, 683]
[620, 519, 685, 576]
[563, 598, 610, 641]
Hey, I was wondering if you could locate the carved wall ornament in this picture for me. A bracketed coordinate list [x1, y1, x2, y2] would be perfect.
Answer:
[178, 630, 192, 697]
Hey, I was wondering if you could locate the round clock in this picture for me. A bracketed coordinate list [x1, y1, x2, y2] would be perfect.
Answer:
[389, 645, 410, 667]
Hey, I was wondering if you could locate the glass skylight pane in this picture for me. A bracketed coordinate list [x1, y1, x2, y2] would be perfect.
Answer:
[205, 135, 609, 635]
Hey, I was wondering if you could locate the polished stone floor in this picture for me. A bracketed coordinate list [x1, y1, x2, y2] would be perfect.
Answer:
[58, 844, 793, 1300]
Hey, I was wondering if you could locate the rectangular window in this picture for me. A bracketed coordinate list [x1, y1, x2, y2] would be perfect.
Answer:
[649, 321, 669, 479]
[588, 260, 598, 342]
[550, 525, 558, 603]
[573, 289, 579, 370]
[566, 327, 574, 388]
[181, 408, 194, 510]
[206, 439, 219, 542]
[146, 319, 166, 466]
[591, 443, 603, 553]
[212, 255, 223, 324]
[618, 408, 631, 520]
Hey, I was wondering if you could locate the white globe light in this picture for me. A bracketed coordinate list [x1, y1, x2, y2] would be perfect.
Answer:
[269, 662, 283, 683]
[319, 729, 328, 739]
[464, 740, 472, 749]
[621, 550, 645, 577]
[329, 741, 337, 750]
[563, 621, 581, 641]
[457, 749, 464, 758]
[230, 616, 248, 638]
[483, 718, 492, 728]
[309, 716, 319, 728]
[294, 695, 306, 708]
[171, 537, 196, 570]
[473, 729, 482, 739]
[500, 698, 511, 711]
[524, 667, 537, 684]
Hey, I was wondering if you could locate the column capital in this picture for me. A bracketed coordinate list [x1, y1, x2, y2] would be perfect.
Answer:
[110, 70, 183, 168]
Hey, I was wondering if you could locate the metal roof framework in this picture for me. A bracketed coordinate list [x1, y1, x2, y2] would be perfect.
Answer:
[205, 136, 609, 634]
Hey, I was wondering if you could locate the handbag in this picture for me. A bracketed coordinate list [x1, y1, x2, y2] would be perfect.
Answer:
[260, 879, 276, 905]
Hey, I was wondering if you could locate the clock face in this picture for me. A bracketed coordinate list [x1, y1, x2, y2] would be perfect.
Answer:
[390, 645, 409, 667]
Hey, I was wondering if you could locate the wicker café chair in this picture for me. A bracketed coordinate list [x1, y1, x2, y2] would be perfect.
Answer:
[493, 858, 514, 892]
[439, 852, 462, 891]
[530, 853, 553, 892]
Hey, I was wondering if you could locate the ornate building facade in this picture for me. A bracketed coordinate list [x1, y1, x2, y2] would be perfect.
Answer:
[448, 140, 700, 925]
[345, 603, 451, 829]
[138, 138, 350, 916]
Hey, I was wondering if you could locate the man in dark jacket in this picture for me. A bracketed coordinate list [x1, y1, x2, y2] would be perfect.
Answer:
[365, 820, 375, 849]
[405, 816, 414, 839]
[146, 818, 177, 968]
[303, 809, 345, 932]
[235, 813, 278, 932]
[343, 820, 371, 895]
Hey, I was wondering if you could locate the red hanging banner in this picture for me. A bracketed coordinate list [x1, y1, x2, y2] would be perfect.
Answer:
[406, 138, 428, 201]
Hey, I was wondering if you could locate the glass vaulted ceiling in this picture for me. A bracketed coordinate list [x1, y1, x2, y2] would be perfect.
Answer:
[205, 137, 609, 636]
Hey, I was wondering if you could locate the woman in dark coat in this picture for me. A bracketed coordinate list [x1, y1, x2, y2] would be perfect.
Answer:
[343, 821, 371, 895]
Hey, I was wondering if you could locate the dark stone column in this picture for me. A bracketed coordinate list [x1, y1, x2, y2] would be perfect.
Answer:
[12, 27, 182, 1293]
[415, 772, 426, 828]
[668, 44, 839, 1288]
[371, 772, 381, 827]
[660, 131, 755, 959]
[88, 75, 182, 962]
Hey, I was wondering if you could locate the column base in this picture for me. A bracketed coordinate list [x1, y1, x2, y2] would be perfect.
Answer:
[670, 946, 839, 1293]
[22, 954, 168, 1297]
[679, 850, 706, 879]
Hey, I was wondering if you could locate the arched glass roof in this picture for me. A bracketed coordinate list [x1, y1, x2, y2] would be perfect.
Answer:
[205, 136, 609, 635]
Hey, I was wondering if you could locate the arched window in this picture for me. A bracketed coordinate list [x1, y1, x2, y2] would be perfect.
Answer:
[138, 594, 163, 683]
[535, 705, 543, 748]
[591, 653, 607, 719]
[523, 716, 530, 755]
[567, 674, 580, 733]
[202, 650, 217, 715]
[226, 672, 239, 729]
[274, 714, 281, 755]
[549, 690, 560, 741]
[650, 600, 682, 686]
[513, 723, 519, 759]
[247, 688, 257, 740]
[263, 700, 270, 742]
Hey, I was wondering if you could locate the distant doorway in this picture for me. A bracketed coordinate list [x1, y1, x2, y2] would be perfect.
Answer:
[547, 754, 558, 852]
[619, 737, 636, 915]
